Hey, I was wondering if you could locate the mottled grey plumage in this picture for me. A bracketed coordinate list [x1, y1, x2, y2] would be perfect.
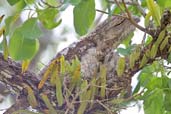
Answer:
[43, 16, 140, 80]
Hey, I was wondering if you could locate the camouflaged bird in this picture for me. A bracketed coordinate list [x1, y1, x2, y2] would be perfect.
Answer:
[42, 16, 139, 80]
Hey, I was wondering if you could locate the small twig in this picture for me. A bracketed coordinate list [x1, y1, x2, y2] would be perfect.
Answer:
[92, 84, 123, 91]
[96, 9, 109, 15]
[63, 81, 75, 114]
[96, 9, 128, 19]
[121, 0, 152, 35]
[141, 32, 147, 46]
[94, 12, 104, 26]
[109, 0, 136, 5]
[113, 0, 125, 13]
[64, 82, 92, 113]
[64, 108, 70, 114]
[109, 0, 146, 17]
[131, 0, 146, 17]
[96, 99, 113, 114]
[23, 8, 35, 11]
[124, 89, 145, 102]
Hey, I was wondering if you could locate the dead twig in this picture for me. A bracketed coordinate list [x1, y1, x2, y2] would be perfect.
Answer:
[96, 100, 113, 114]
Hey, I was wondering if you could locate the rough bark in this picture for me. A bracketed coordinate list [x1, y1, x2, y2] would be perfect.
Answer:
[0, 8, 171, 114]
[2, 11, 171, 113]
[0, 15, 141, 113]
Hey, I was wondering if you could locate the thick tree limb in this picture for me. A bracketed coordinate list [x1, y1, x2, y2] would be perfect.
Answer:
[0, 15, 142, 113]
[1, 8, 171, 114]
[44, 16, 140, 79]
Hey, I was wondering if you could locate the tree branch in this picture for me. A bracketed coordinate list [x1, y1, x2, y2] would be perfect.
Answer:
[1, 11, 171, 113]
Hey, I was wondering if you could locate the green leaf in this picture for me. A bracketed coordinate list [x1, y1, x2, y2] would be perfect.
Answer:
[2, 34, 9, 60]
[113, 4, 124, 14]
[117, 46, 134, 56]
[139, 62, 165, 90]
[7, 0, 21, 6]
[145, 35, 153, 46]
[73, 0, 95, 35]
[145, 11, 152, 27]
[22, 59, 30, 73]
[169, 46, 171, 53]
[140, 63, 155, 74]
[70, 56, 80, 73]
[117, 48, 130, 56]
[24, 84, 38, 108]
[41, 94, 57, 114]
[37, 8, 62, 29]
[150, 43, 158, 59]
[145, 49, 151, 58]
[139, 72, 153, 88]
[164, 90, 171, 111]
[144, 89, 164, 114]
[60, 55, 66, 75]
[168, 78, 171, 87]
[25, 0, 35, 4]
[15, 0, 26, 11]
[134, 46, 141, 60]
[8, 18, 41, 60]
[90, 78, 97, 101]
[160, 35, 168, 51]
[55, 70, 64, 106]
[146, 0, 161, 26]
[0, 43, 2, 51]
[129, 53, 136, 69]
[9, 36, 39, 60]
[71, 63, 81, 88]
[116, 57, 125, 76]
[129, 46, 141, 69]
[50, 64, 59, 86]
[78, 80, 91, 114]
[45, 0, 58, 6]
[147, 77, 162, 90]
[128, 5, 141, 16]
[77, 89, 91, 114]
[156, 29, 166, 45]
[132, 81, 141, 95]
[139, 55, 148, 68]
[167, 53, 171, 63]
[70, 0, 82, 5]
[157, 0, 171, 8]
[17, 18, 42, 39]
[80, 80, 88, 96]
[122, 32, 134, 48]
[38, 61, 56, 89]
[166, 111, 171, 114]
[99, 65, 106, 98]
[141, 0, 147, 7]
[5, 14, 20, 35]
